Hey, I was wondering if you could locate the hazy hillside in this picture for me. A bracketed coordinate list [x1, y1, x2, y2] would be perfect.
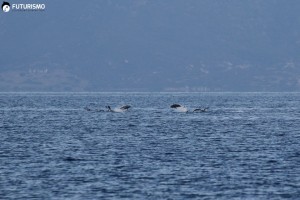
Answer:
[1, 0, 300, 91]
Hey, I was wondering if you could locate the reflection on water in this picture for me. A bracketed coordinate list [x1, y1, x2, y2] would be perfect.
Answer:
[0, 93, 300, 199]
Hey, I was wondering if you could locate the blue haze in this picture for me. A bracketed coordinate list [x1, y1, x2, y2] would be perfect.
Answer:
[1, 0, 300, 91]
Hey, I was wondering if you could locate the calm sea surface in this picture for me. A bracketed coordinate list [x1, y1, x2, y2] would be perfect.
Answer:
[0, 92, 300, 199]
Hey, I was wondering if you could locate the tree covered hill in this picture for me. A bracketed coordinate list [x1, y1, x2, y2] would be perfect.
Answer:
[1, 0, 300, 91]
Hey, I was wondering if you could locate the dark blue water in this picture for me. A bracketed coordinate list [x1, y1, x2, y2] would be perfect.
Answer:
[0, 92, 300, 199]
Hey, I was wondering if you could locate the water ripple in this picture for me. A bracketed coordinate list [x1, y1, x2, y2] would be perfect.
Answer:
[0, 93, 300, 199]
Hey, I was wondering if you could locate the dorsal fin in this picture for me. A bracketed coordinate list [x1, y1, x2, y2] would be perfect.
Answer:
[170, 104, 182, 108]
[120, 105, 130, 110]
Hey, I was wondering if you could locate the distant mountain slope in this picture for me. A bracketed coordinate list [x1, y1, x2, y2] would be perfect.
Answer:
[1, 0, 300, 91]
